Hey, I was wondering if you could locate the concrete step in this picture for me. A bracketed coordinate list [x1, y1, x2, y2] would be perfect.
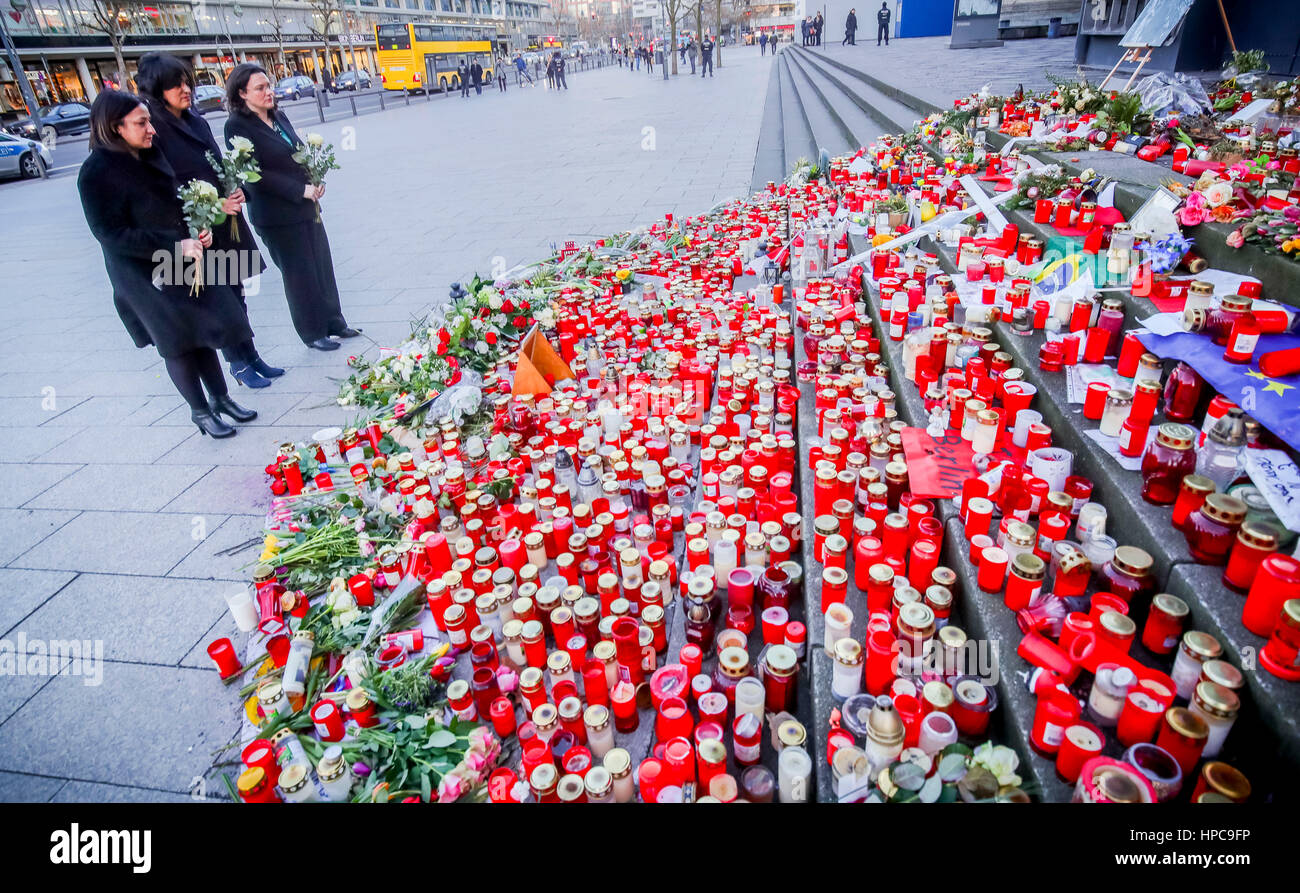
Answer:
[751, 55, 787, 192]
[777, 50, 818, 170]
[781, 48, 860, 158]
[788, 44, 937, 135]
[783, 47, 890, 151]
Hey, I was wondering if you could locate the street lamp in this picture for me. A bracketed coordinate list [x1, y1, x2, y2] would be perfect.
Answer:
[658, 0, 666, 79]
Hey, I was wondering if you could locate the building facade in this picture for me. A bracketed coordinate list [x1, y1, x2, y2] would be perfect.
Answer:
[0, 0, 552, 114]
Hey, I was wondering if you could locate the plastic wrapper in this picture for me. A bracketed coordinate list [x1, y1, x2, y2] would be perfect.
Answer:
[1134, 72, 1209, 117]
[1220, 63, 1268, 91]
[427, 370, 484, 424]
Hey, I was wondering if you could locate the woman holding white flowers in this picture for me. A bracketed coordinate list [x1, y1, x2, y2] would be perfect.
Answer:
[136, 53, 282, 388]
[78, 90, 257, 438]
[223, 63, 357, 351]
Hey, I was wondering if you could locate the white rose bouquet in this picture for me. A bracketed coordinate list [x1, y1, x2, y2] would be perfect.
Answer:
[291, 132, 340, 223]
[177, 179, 227, 296]
[207, 135, 261, 241]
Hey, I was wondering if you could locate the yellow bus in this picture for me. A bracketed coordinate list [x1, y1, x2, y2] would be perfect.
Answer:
[375, 23, 496, 93]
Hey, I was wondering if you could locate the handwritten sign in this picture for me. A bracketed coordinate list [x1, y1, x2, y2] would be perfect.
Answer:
[901, 427, 1020, 499]
[1244, 449, 1300, 534]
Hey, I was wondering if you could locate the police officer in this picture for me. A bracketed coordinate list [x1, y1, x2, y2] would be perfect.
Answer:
[877, 2, 891, 46]
[700, 33, 714, 78]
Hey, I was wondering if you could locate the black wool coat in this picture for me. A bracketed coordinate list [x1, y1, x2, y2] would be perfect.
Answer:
[77, 146, 252, 357]
[223, 108, 316, 228]
[146, 99, 266, 276]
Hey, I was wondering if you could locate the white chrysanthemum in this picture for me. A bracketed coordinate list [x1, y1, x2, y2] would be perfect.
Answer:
[306, 132, 324, 148]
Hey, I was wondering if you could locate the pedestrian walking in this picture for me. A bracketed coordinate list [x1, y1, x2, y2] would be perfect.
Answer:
[646, 44, 654, 75]
[534, 57, 542, 81]
[514, 53, 531, 85]
[497, 64, 507, 92]
[78, 90, 257, 439]
[223, 63, 356, 353]
[814, 12, 824, 45]
[760, 32, 768, 55]
[458, 60, 470, 97]
[135, 52, 280, 390]
[545, 53, 557, 89]
[700, 34, 714, 78]
[471, 59, 483, 95]
[877, 2, 891, 45]
[843, 8, 857, 45]
[687, 39, 697, 74]
[801, 17, 809, 46]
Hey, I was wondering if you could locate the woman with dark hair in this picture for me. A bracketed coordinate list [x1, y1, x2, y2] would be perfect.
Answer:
[135, 52, 282, 388]
[223, 62, 357, 351]
[77, 90, 257, 438]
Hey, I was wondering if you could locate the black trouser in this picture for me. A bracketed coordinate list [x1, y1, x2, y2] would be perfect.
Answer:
[165, 348, 228, 411]
[878, 23, 888, 44]
[460, 78, 470, 97]
[257, 219, 347, 344]
[844, 29, 855, 45]
[701, 55, 712, 76]
[557, 71, 567, 89]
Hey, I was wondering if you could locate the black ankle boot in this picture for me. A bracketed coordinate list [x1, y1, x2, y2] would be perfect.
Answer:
[209, 394, 258, 423]
[192, 408, 236, 438]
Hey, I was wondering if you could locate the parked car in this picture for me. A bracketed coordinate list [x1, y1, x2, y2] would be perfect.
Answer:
[0, 130, 52, 179]
[330, 70, 372, 92]
[193, 84, 225, 115]
[274, 76, 317, 102]
[5, 101, 91, 143]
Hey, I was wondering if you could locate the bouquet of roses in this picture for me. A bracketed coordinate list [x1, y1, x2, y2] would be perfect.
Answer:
[291, 132, 340, 223]
[177, 179, 227, 296]
[207, 135, 261, 241]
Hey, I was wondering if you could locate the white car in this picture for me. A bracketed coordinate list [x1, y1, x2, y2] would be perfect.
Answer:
[0, 130, 51, 179]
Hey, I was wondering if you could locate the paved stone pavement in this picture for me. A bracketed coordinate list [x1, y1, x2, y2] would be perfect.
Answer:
[0, 49, 773, 801]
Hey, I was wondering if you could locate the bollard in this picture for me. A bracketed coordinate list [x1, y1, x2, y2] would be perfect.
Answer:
[378, 90, 386, 110]
[349, 95, 357, 116]
[403, 88, 410, 105]
[316, 92, 325, 123]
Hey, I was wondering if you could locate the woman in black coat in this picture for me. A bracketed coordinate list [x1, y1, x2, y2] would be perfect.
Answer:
[136, 52, 282, 388]
[223, 62, 357, 351]
[77, 90, 257, 438]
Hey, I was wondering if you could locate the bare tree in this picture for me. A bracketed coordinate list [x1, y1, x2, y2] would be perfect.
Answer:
[267, 0, 289, 78]
[664, 0, 692, 75]
[335, 0, 361, 75]
[85, 0, 131, 91]
[305, 0, 339, 79]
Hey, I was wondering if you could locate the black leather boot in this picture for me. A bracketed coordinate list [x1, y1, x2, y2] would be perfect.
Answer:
[192, 408, 236, 438]
[209, 394, 258, 423]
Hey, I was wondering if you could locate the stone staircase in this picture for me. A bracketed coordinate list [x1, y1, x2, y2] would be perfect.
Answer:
[752, 43, 1300, 802]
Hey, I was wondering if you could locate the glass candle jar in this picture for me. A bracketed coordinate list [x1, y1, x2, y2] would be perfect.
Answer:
[1140, 423, 1197, 505]
[824, 602, 853, 656]
[1101, 545, 1156, 606]
[1088, 664, 1136, 727]
[777, 746, 812, 803]
[831, 638, 865, 700]
[1142, 593, 1189, 655]
[604, 748, 635, 803]
[763, 645, 799, 714]
[1156, 707, 1209, 775]
[1171, 631, 1223, 699]
[1188, 681, 1239, 759]
[1183, 493, 1247, 565]
[1097, 389, 1133, 438]
[1222, 521, 1280, 592]
[584, 704, 614, 759]
[1171, 474, 1215, 532]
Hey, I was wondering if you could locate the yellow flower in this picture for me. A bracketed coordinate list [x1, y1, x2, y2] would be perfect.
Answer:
[871, 232, 894, 247]
[615, 269, 632, 281]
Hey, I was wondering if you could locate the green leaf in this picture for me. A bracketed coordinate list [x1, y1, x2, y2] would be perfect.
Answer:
[420, 772, 431, 802]
[428, 729, 457, 748]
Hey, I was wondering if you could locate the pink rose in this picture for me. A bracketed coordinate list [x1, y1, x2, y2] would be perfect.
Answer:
[464, 749, 489, 774]
[1226, 229, 1245, 249]
[467, 726, 495, 753]
[1179, 203, 1207, 227]
[437, 773, 466, 803]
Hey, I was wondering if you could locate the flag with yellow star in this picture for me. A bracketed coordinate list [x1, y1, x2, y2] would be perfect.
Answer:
[1138, 329, 1300, 453]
